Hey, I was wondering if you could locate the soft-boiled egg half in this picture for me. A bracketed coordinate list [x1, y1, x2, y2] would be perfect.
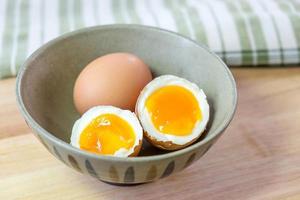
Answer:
[136, 75, 209, 150]
[71, 106, 143, 157]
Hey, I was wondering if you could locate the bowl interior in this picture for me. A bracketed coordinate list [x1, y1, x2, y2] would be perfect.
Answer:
[19, 25, 236, 156]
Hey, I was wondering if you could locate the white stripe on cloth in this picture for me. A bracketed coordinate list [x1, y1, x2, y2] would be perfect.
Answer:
[97, 0, 115, 25]
[44, 0, 59, 42]
[188, 0, 223, 53]
[214, 0, 243, 65]
[152, 0, 176, 32]
[27, 0, 42, 57]
[94, 0, 101, 24]
[146, 0, 159, 26]
[268, 0, 300, 64]
[248, 0, 281, 64]
[136, 0, 156, 26]
[181, 4, 196, 40]
[82, 0, 97, 26]
[0, 0, 7, 63]
[233, 1, 257, 65]
[10, 0, 21, 75]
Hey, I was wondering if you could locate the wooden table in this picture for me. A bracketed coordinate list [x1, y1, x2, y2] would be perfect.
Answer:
[1, 68, 300, 200]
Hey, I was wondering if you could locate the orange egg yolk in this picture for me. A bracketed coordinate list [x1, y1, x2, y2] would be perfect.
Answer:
[145, 85, 202, 136]
[79, 114, 135, 155]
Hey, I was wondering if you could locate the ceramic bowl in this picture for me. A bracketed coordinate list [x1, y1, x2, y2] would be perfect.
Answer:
[16, 25, 237, 184]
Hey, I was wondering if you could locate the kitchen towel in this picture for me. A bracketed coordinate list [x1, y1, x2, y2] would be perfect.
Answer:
[0, 0, 299, 79]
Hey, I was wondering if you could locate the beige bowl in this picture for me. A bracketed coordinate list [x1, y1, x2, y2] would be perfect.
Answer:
[16, 25, 237, 184]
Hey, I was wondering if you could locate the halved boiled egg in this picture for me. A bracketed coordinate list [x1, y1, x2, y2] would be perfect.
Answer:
[136, 75, 209, 150]
[71, 106, 143, 157]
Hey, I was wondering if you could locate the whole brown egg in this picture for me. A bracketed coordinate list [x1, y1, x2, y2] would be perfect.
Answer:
[73, 53, 152, 115]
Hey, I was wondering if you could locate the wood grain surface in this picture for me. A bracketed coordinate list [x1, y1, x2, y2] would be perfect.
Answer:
[1, 68, 300, 200]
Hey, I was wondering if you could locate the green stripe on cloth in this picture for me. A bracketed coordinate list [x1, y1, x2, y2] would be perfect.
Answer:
[184, 0, 208, 46]
[74, 0, 84, 29]
[240, 0, 269, 64]
[0, 0, 300, 79]
[276, 1, 300, 61]
[225, 1, 252, 65]
[15, 0, 29, 75]
[0, 0, 15, 78]
[127, 0, 141, 24]
[290, 0, 300, 10]
[112, 0, 125, 23]
[258, 0, 284, 65]
[164, 0, 189, 36]
[178, 0, 196, 39]
[59, 0, 69, 33]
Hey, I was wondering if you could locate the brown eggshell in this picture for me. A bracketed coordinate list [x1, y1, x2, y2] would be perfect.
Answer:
[129, 140, 143, 157]
[74, 53, 152, 115]
[143, 130, 201, 151]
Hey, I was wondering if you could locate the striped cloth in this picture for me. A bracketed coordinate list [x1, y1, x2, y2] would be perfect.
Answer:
[0, 0, 300, 79]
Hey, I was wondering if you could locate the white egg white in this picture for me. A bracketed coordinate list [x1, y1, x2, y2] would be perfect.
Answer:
[136, 75, 210, 146]
[71, 106, 143, 157]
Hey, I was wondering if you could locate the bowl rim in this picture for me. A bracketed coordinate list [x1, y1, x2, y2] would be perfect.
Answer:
[16, 24, 237, 162]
